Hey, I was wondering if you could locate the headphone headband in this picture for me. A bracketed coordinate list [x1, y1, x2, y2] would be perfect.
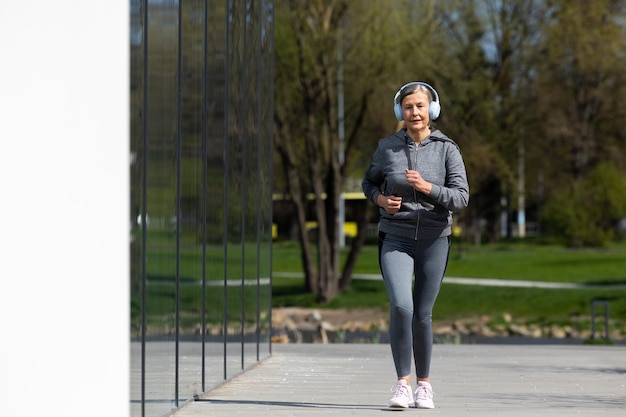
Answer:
[393, 81, 441, 121]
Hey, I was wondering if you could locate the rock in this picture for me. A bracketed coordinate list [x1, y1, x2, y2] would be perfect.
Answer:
[269, 307, 626, 343]
[508, 323, 532, 337]
[307, 310, 322, 322]
[271, 335, 289, 344]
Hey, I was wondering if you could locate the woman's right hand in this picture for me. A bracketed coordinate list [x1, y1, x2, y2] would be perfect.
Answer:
[377, 194, 403, 214]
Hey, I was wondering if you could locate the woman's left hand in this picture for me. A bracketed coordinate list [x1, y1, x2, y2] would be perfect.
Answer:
[405, 169, 432, 195]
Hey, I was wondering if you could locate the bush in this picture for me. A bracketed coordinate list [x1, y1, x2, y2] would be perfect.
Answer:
[542, 162, 626, 247]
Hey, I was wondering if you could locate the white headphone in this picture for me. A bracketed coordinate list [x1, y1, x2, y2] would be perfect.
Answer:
[393, 81, 441, 121]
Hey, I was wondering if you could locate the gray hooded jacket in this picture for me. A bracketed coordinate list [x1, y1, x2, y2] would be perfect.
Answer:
[362, 128, 469, 240]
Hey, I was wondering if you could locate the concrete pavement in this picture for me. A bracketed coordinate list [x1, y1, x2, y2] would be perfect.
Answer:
[171, 343, 626, 416]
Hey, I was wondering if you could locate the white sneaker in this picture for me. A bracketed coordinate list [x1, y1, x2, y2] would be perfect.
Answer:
[414, 381, 435, 409]
[389, 380, 413, 408]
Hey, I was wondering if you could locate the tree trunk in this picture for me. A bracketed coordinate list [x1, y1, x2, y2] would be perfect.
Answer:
[275, 108, 317, 293]
[339, 200, 374, 290]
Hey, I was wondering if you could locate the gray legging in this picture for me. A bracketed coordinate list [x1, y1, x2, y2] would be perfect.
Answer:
[379, 232, 450, 379]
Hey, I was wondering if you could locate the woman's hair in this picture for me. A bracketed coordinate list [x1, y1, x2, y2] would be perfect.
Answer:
[398, 83, 433, 106]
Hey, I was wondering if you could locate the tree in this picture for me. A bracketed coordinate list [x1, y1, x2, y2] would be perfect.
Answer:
[543, 162, 626, 247]
[531, 0, 626, 244]
[273, 0, 626, 305]
[432, 0, 626, 244]
[432, 0, 517, 242]
[273, 0, 440, 302]
[537, 0, 626, 182]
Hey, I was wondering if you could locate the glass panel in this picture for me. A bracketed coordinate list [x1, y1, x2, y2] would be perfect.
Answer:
[129, 2, 144, 415]
[130, 0, 274, 415]
[145, 2, 180, 416]
[225, 0, 245, 379]
[129, 4, 143, 321]
[243, 0, 260, 368]
[204, 0, 227, 392]
[177, 0, 205, 403]
[258, 0, 275, 360]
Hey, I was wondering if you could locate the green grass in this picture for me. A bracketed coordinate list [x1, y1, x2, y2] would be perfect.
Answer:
[445, 242, 626, 284]
[132, 233, 626, 338]
[272, 240, 626, 335]
[130, 229, 272, 336]
[273, 240, 626, 284]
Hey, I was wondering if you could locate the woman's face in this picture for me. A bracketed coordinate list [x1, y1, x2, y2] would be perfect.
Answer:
[401, 91, 430, 133]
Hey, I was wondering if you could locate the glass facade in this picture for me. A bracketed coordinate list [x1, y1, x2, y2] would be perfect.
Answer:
[129, 1, 274, 416]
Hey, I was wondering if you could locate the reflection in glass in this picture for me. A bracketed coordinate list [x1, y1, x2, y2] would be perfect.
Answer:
[129, 1, 274, 416]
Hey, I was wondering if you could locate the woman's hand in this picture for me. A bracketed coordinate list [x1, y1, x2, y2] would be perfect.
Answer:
[406, 169, 432, 194]
[377, 194, 403, 214]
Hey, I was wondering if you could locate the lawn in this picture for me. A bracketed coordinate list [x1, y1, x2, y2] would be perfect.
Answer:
[272, 240, 626, 337]
[132, 233, 625, 339]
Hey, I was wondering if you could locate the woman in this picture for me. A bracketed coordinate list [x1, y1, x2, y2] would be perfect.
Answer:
[361, 81, 469, 409]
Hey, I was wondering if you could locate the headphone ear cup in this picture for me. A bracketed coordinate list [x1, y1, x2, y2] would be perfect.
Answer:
[429, 100, 441, 120]
[393, 102, 403, 121]
[394, 81, 440, 121]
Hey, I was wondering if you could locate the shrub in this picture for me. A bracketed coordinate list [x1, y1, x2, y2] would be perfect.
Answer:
[542, 162, 626, 247]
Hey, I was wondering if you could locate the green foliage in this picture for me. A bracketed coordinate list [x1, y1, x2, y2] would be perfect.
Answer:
[130, 230, 272, 337]
[447, 241, 626, 283]
[132, 238, 626, 336]
[131, 281, 267, 337]
[273, 0, 455, 302]
[272, 241, 626, 335]
[273, 0, 626, 302]
[542, 162, 626, 247]
[347, 240, 626, 284]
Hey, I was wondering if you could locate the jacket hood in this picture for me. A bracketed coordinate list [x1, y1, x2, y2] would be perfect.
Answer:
[394, 127, 461, 151]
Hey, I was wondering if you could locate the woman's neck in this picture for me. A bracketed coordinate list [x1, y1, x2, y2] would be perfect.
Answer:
[407, 126, 431, 143]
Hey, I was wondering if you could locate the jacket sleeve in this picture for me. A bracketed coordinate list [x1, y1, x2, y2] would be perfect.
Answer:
[361, 146, 384, 206]
[428, 144, 469, 212]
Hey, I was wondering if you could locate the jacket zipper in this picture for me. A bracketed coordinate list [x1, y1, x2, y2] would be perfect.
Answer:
[413, 143, 420, 240]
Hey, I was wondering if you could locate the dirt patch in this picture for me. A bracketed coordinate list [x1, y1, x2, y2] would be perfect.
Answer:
[271, 306, 390, 343]
[271, 307, 621, 343]
[273, 306, 388, 328]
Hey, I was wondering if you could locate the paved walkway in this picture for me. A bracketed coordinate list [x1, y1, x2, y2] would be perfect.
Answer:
[172, 343, 625, 416]
[273, 272, 626, 290]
